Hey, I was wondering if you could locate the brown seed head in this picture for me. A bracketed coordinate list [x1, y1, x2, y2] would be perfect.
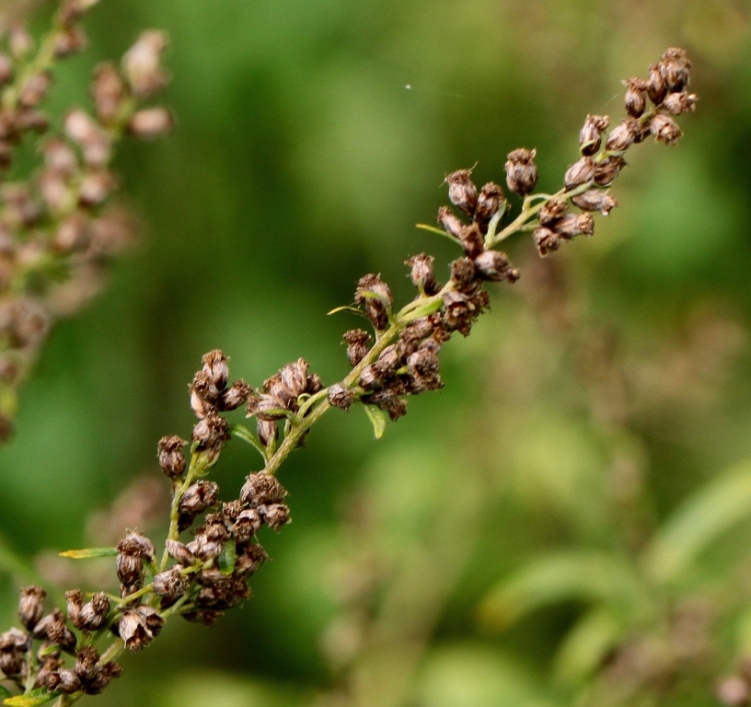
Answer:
[474, 182, 506, 224]
[564, 157, 596, 190]
[504, 148, 538, 196]
[539, 198, 568, 226]
[19, 585, 46, 631]
[622, 78, 648, 118]
[572, 189, 618, 216]
[555, 213, 595, 239]
[647, 63, 667, 105]
[662, 91, 698, 115]
[533, 226, 562, 257]
[473, 250, 519, 283]
[406, 253, 440, 295]
[152, 568, 189, 598]
[328, 383, 354, 411]
[650, 114, 682, 145]
[660, 47, 691, 92]
[579, 114, 610, 155]
[261, 503, 291, 531]
[157, 435, 187, 478]
[355, 274, 393, 331]
[240, 472, 287, 507]
[594, 155, 626, 186]
[437, 205, 465, 240]
[444, 169, 478, 216]
[605, 117, 639, 154]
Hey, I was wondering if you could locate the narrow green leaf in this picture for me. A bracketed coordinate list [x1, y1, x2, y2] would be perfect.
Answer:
[553, 608, 625, 687]
[363, 405, 388, 440]
[477, 550, 643, 631]
[231, 424, 267, 461]
[218, 540, 236, 576]
[59, 547, 118, 559]
[643, 461, 751, 585]
[4, 688, 56, 707]
[327, 305, 366, 318]
[0, 686, 11, 700]
[416, 223, 455, 240]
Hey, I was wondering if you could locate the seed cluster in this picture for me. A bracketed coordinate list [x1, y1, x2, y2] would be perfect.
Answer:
[0, 3, 173, 441]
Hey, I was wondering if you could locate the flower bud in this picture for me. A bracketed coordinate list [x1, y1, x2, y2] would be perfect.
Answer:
[579, 114, 609, 155]
[405, 253, 439, 295]
[355, 274, 393, 331]
[239, 472, 287, 507]
[91, 63, 126, 124]
[538, 198, 567, 226]
[192, 413, 230, 453]
[564, 157, 595, 190]
[116, 552, 143, 587]
[594, 156, 626, 186]
[473, 250, 519, 282]
[128, 107, 174, 139]
[650, 114, 682, 145]
[504, 148, 538, 196]
[622, 78, 648, 118]
[152, 568, 188, 598]
[122, 30, 169, 98]
[220, 379, 252, 411]
[257, 418, 278, 447]
[437, 205, 464, 239]
[571, 189, 618, 215]
[157, 435, 187, 478]
[19, 586, 46, 631]
[261, 503, 291, 531]
[474, 182, 506, 224]
[179, 480, 218, 515]
[343, 329, 371, 366]
[662, 91, 697, 115]
[605, 118, 639, 154]
[660, 47, 691, 92]
[444, 169, 478, 216]
[328, 383, 354, 411]
[358, 363, 381, 390]
[232, 508, 263, 542]
[76, 593, 110, 632]
[450, 257, 477, 293]
[165, 539, 196, 566]
[116, 605, 164, 652]
[533, 226, 562, 256]
[554, 213, 595, 238]
[279, 358, 310, 400]
[459, 223, 485, 260]
[45, 668, 82, 694]
[647, 63, 667, 105]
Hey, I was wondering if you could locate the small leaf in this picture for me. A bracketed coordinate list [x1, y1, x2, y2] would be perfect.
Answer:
[643, 461, 751, 585]
[416, 223, 456, 240]
[327, 305, 366, 318]
[218, 541, 236, 576]
[231, 424, 267, 461]
[59, 547, 118, 559]
[4, 688, 56, 707]
[357, 289, 392, 309]
[363, 405, 388, 440]
[0, 687, 11, 700]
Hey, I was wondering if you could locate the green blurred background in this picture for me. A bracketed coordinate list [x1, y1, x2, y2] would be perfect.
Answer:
[3, 1, 751, 705]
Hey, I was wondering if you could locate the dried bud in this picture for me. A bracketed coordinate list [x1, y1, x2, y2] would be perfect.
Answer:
[220, 379, 252, 411]
[152, 568, 188, 598]
[19, 586, 46, 631]
[179, 480, 219, 515]
[358, 363, 381, 390]
[406, 348, 442, 391]
[605, 118, 639, 154]
[662, 91, 698, 115]
[122, 30, 169, 98]
[45, 668, 82, 694]
[202, 349, 229, 392]
[647, 63, 667, 105]
[0, 628, 28, 677]
[64, 110, 111, 166]
[19, 71, 52, 108]
[538, 198, 568, 226]
[192, 413, 230, 453]
[165, 539, 196, 566]
[406, 253, 440, 295]
[76, 593, 110, 632]
[79, 167, 117, 207]
[355, 274, 393, 331]
[533, 226, 562, 256]
[257, 418, 278, 447]
[128, 107, 174, 139]
[375, 344, 402, 375]
[328, 383, 354, 411]
[579, 114, 609, 155]
[116, 552, 143, 587]
[459, 222, 485, 260]
[473, 250, 519, 283]
[240, 472, 287, 507]
[450, 257, 477, 292]
[118, 530, 155, 561]
[572, 189, 618, 215]
[622, 78, 648, 118]
[564, 157, 595, 190]
[157, 435, 187, 478]
[232, 508, 263, 542]
[660, 47, 691, 92]
[554, 213, 595, 238]
[279, 358, 310, 400]
[64, 589, 83, 628]
[235, 542, 268, 576]
[650, 114, 682, 145]
[504, 148, 538, 196]
[116, 605, 164, 652]
[444, 169, 478, 216]
[594, 156, 626, 186]
[474, 182, 506, 224]
[437, 205, 464, 239]
[47, 616, 77, 654]
[261, 503, 291, 531]
[343, 329, 370, 366]
[91, 63, 126, 124]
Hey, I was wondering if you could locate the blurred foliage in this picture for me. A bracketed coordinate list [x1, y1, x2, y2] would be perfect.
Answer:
[2, 0, 751, 705]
